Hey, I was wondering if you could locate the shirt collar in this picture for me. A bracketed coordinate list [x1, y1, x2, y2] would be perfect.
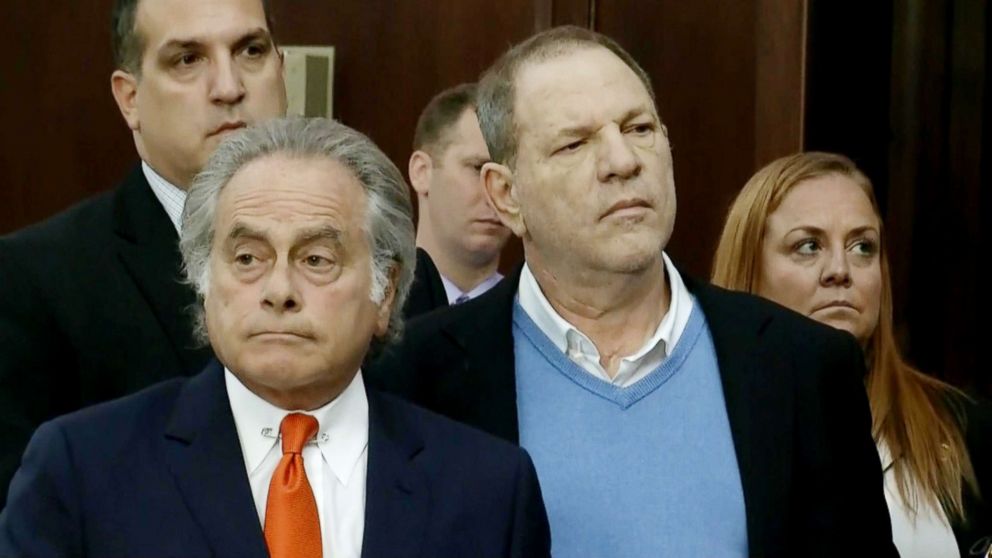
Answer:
[225, 367, 370, 486]
[440, 271, 504, 304]
[517, 252, 692, 368]
[141, 161, 187, 234]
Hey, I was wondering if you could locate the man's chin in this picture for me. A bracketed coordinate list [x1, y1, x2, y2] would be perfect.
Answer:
[231, 347, 317, 377]
[596, 235, 665, 273]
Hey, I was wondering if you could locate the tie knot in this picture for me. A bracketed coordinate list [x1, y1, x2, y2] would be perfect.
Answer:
[279, 413, 318, 455]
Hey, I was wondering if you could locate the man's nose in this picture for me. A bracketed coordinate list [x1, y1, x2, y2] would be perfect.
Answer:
[597, 127, 641, 183]
[209, 55, 246, 105]
[261, 260, 301, 312]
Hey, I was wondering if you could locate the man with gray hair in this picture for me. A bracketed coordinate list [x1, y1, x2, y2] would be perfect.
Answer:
[0, 117, 550, 558]
[368, 26, 897, 556]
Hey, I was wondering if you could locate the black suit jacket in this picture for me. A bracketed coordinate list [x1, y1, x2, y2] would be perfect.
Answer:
[0, 361, 551, 557]
[952, 395, 992, 555]
[403, 248, 449, 319]
[367, 265, 899, 557]
[0, 166, 211, 505]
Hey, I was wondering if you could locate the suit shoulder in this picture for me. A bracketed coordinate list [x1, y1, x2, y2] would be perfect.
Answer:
[372, 390, 523, 458]
[1, 190, 116, 252]
[406, 282, 510, 339]
[700, 282, 860, 352]
[0, 191, 114, 266]
[49, 377, 186, 441]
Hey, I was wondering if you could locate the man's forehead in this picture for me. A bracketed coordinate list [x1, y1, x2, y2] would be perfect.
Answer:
[513, 48, 655, 136]
[441, 107, 485, 146]
[441, 110, 488, 154]
[218, 154, 364, 215]
[136, 0, 270, 47]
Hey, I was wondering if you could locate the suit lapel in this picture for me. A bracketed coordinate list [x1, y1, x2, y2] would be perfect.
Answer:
[113, 166, 210, 374]
[361, 391, 429, 558]
[687, 277, 794, 556]
[434, 266, 521, 443]
[162, 361, 269, 558]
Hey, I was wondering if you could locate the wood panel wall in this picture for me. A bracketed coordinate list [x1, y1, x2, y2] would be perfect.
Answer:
[5, 1, 982, 392]
[1, 0, 806, 282]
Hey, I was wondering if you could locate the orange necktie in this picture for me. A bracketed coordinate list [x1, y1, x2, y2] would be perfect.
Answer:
[264, 413, 322, 558]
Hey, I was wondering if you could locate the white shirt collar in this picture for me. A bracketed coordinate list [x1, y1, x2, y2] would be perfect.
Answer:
[225, 368, 369, 486]
[440, 271, 504, 304]
[141, 161, 187, 234]
[517, 252, 693, 386]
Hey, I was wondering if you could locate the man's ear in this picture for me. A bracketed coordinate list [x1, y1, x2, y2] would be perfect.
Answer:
[374, 264, 400, 337]
[111, 70, 141, 132]
[482, 162, 526, 237]
[408, 151, 433, 198]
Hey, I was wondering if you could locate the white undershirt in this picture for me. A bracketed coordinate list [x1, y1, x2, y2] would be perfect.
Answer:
[440, 271, 504, 304]
[225, 368, 369, 558]
[142, 162, 186, 234]
[516, 252, 694, 387]
[878, 441, 958, 558]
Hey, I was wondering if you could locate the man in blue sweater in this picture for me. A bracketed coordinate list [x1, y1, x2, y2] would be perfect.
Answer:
[367, 26, 897, 557]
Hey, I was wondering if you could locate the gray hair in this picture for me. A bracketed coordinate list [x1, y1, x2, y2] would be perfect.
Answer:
[179, 116, 416, 352]
[477, 25, 656, 168]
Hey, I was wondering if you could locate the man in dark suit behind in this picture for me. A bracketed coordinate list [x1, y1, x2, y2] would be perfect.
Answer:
[0, 117, 551, 558]
[404, 83, 512, 318]
[0, 0, 287, 504]
[368, 26, 898, 556]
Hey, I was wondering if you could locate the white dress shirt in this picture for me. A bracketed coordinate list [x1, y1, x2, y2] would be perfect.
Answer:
[440, 271, 504, 304]
[517, 252, 694, 387]
[225, 368, 369, 558]
[878, 441, 958, 558]
[142, 162, 186, 234]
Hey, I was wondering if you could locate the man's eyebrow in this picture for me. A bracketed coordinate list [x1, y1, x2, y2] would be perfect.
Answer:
[159, 39, 203, 53]
[618, 107, 653, 123]
[231, 28, 273, 51]
[556, 123, 596, 138]
[227, 222, 267, 242]
[158, 28, 272, 53]
[295, 225, 342, 245]
[555, 108, 654, 138]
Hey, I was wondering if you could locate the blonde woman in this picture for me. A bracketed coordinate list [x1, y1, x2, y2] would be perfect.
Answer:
[713, 151, 989, 557]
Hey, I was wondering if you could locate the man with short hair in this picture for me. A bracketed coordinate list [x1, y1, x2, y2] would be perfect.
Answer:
[404, 83, 511, 317]
[0, 0, 287, 504]
[0, 117, 551, 558]
[368, 26, 897, 556]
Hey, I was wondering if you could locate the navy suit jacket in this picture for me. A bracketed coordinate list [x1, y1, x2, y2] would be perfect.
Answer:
[0, 166, 212, 505]
[367, 266, 899, 557]
[0, 361, 551, 558]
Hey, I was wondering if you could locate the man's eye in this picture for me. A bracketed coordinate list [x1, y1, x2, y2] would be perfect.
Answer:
[305, 255, 332, 267]
[556, 140, 585, 154]
[235, 254, 256, 265]
[627, 123, 654, 135]
[242, 43, 267, 59]
[176, 53, 201, 66]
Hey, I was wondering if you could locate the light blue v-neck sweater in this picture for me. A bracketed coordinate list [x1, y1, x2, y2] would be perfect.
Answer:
[513, 299, 748, 557]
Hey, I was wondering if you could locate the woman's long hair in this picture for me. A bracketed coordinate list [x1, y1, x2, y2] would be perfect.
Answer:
[712, 151, 978, 522]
